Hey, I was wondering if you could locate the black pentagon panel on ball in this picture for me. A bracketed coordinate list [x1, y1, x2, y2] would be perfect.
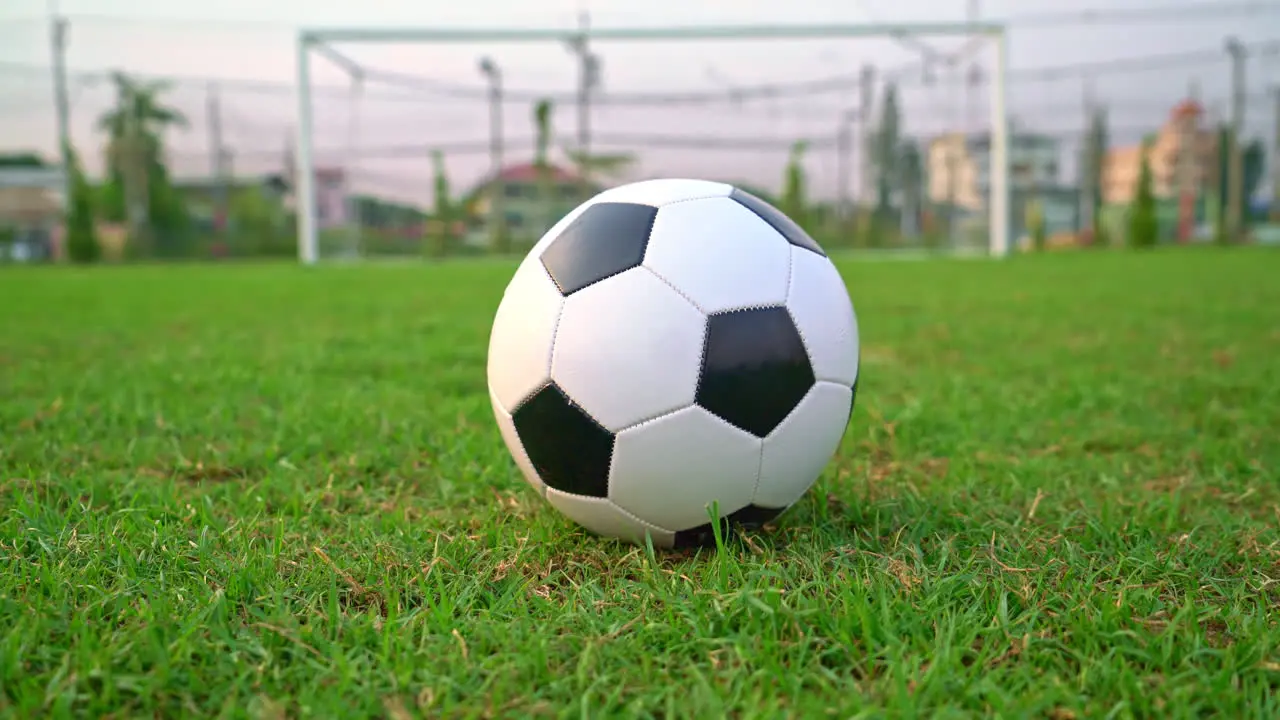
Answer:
[696, 306, 816, 438]
[539, 202, 659, 296]
[729, 187, 826, 257]
[848, 369, 860, 422]
[511, 383, 615, 498]
[672, 504, 787, 549]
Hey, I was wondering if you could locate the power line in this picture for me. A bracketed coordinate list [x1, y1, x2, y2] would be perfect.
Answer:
[42, 2, 1280, 33]
[300, 37, 1280, 105]
[1005, 42, 1273, 82]
[3, 38, 1277, 109]
[1005, 2, 1279, 27]
[177, 118, 1239, 164]
[194, 134, 840, 160]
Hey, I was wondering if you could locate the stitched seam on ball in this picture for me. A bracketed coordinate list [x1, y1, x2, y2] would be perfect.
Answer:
[693, 310, 709, 405]
[608, 498, 675, 535]
[640, 266, 711, 433]
[560, 265, 627, 297]
[614, 402, 689, 434]
[700, 412, 768, 499]
[708, 248, 790, 314]
[710, 301, 788, 315]
[507, 380, 550, 415]
[658, 193, 725, 208]
[640, 265, 704, 314]
[542, 261, 567, 388]
[783, 243, 797, 304]
[781, 250, 819, 374]
[748, 437, 766, 507]
[785, 304, 820, 379]
[553, 490, 673, 535]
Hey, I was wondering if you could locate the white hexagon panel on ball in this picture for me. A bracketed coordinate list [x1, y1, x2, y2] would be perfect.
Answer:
[486, 178, 860, 550]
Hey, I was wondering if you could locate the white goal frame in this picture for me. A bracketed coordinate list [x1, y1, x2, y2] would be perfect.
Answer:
[294, 22, 1011, 264]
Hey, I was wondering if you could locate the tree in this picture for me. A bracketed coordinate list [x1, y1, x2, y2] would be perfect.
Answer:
[781, 141, 809, 231]
[897, 139, 924, 242]
[1215, 127, 1267, 237]
[64, 144, 100, 264]
[1026, 198, 1047, 252]
[1128, 140, 1159, 248]
[1242, 139, 1266, 227]
[871, 82, 901, 217]
[229, 187, 289, 257]
[1082, 105, 1110, 246]
[95, 71, 189, 256]
[564, 147, 635, 189]
[0, 152, 47, 168]
[532, 98, 556, 236]
[427, 150, 453, 258]
[866, 82, 901, 247]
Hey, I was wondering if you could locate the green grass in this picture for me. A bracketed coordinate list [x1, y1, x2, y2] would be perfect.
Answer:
[2, 248, 1279, 718]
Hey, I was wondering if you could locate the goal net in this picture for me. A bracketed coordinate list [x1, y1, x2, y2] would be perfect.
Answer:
[293, 22, 1010, 264]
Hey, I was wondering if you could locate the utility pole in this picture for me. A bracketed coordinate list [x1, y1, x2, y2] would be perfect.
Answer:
[48, 0, 73, 248]
[857, 64, 876, 209]
[964, 0, 980, 133]
[479, 57, 505, 251]
[567, 11, 598, 199]
[1271, 86, 1280, 223]
[1176, 79, 1200, 244]
[207, 83, 228, 236]
[344, 74, 364, 257]
[835, 108, 858, 229]
[123, 84, 150, 254]
[1079, 78, 1094, 240]
[1225, 37, 1246, 243]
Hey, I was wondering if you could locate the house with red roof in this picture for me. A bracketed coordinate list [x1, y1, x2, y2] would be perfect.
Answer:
[463, 161, 603, 247]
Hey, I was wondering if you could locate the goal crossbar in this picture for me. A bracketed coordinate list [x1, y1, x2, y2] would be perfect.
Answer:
[293, 22, 1011, 264]
[301, 23, 1005, 44]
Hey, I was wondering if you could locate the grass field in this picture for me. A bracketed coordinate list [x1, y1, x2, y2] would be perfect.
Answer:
[2, 248, 1279, 718]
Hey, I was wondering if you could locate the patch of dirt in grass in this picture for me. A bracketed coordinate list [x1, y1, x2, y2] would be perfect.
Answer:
[1136, 611, 1233, 648]
[16, 397, 62, 430]
[1079, 436, 1148, 455]
[311, 546, 387, 617]
[860, 344, 899, 365]
[1141, 474, 1279, 521]
[173, 462, 249, 483]
[854, 549, 921, 591]
[1142, 475, 1192, 493]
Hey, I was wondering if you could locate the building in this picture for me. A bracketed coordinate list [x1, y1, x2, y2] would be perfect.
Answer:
[926, 130, 1073, 244]
[278, 142, 351, 229]
[1016, 186, 1082, 249]
[173, 175, 290, 233]
[464, 162, 602, 247]
[927, 130, 1063, 212]
[1101, 100, 1217, 206]
[273, 166, 349, 229]
[0, 165, 65, 263]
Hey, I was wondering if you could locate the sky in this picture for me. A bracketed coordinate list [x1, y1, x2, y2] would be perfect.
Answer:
[1, 0, 1277, 204]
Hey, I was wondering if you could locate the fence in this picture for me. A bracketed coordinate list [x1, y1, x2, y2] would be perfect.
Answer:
[1, 10, 1278, 261]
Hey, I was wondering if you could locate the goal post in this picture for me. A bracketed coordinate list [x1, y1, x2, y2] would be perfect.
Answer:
[294, 22, 1011, 264]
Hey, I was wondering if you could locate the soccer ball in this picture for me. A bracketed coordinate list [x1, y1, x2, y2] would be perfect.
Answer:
[487, 178, 859, 548]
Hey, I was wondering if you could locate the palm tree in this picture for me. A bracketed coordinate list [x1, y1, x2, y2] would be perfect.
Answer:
[897, 139, 924, 242]
[532, 98, 555, 235]
[782, 140, 810, 230]
[428, 149, 453, 257]
[563, 147, 636, 190]
[96, 72, 187, 249]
